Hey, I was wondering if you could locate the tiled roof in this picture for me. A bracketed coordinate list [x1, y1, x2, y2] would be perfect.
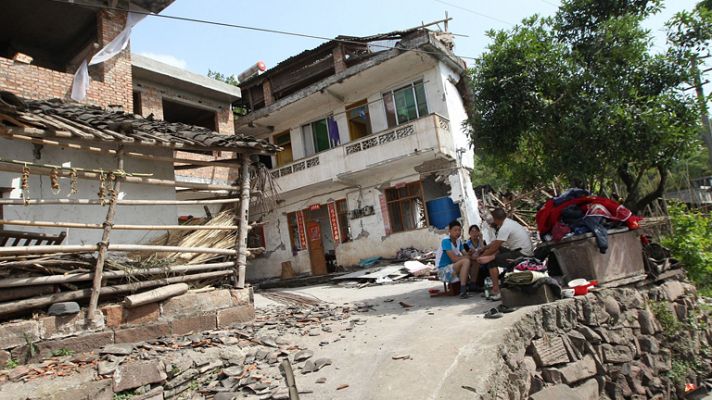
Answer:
[0, 92, 280, 153]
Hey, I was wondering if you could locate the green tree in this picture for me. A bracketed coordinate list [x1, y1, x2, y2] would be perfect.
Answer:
[207, 70, 247, 116]
[467, 0, 701, 213]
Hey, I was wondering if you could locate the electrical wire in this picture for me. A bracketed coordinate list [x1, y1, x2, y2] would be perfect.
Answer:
[50, 0, 479, 61]
[433, 0, 515, 26]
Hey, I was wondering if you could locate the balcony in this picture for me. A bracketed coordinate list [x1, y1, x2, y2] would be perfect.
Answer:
[270, 114, 454, 195]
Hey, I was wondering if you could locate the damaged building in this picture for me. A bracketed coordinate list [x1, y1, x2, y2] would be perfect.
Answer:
[235, 27, 481, 280]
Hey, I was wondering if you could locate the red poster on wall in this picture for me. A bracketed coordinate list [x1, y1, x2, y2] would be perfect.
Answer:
[327, 202, 340, 245]
[379, 194, 392, 235]
[296, 210, 307, 249]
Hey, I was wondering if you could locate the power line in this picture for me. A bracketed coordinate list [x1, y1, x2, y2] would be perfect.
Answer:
[50, 0, 479, 61]
[538, 0, 560, 7]
[433, 0, 515, 26]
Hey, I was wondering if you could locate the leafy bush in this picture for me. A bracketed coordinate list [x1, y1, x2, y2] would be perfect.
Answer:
[662, 203, 712, 295]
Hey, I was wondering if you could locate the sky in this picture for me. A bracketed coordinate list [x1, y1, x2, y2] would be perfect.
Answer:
[130, 0, 703, 78]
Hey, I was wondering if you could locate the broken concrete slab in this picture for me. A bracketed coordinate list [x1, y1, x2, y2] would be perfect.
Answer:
[48, 302, 80, 316]
[100, 343, 134, 356]
[530, 384, 580, 400]
[531, 336, 572, 367]
[112, 360, 167, 392]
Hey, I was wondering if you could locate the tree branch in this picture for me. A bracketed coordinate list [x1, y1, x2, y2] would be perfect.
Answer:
[633, 164, 669, 213]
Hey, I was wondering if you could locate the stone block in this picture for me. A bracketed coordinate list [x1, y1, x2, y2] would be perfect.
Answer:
[216, 305, 255, 328]
[602, 295, 622, 319]
[124, 303, 160, 326]
[673, 303, 687, 321]
[531, 335, 572, 367]
[638, 309, 657, 335]
[558, 354, 598, 384]
[114, 323, 170, 344]
[576, 326, 602, 343]
[101, 304, 123, 328]
[0, 349, 10, 365]
[541, 368, 563, 384]
[530, 384, 578, 400]
[0, 320, 40, 349]
[48, 302, 81, 316]
[12, 331, 114, 362]
[171, 314, 217, 336]
[659, 280, 685, 301]
[567, 330, 587, 353]
[113, 360, 167, 392]
[602, 344, 634, 364]
[51, 378, 113, 400]
[638, 336, 659, 354]
[39, 311, 103, 340]
[229, 287, 253, 305]
[161, 289, 233, 319]
[573, 378, 600, 400]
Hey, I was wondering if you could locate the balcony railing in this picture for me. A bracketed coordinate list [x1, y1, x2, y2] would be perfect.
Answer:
[269, 113, 450, 180]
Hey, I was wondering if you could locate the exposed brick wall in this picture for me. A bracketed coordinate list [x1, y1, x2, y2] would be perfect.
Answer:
[137, 86, 164, 120]
[216, 106, 235, 135]
[0, 10, 132, 110]
[333, 45, 347, 74]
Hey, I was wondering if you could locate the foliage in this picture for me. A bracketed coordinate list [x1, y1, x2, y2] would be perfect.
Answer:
[650, 300, 682, 337]
[51, 348, 74, 357]
[207, 70, 248, 117]
[5, 359, 18, 369]
[207, 70, 239, 87]
[466, 0, 702, 213]
[662, 203, 712, 293]
[113, 392, 134, 400]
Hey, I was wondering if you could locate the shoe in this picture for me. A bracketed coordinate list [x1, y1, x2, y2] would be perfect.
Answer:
[497, 304, 517, 313]
[484, 307, 503, 319]
[459, 292, 470, 299]
[489, 293, 502, 301]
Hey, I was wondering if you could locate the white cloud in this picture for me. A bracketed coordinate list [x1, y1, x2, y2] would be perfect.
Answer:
[138, 52, 188, 69]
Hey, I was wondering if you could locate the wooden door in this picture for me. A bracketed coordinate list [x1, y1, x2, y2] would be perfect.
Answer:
[307, 221, 327, 276]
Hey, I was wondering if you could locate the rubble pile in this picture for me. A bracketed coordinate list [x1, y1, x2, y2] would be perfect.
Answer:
[0, 303, 364, 400]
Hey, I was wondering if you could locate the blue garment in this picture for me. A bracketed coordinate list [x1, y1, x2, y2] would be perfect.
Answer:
[327, 116, 340, 147]
[437, 237, 464, 268]
[553, 188, 590, 206]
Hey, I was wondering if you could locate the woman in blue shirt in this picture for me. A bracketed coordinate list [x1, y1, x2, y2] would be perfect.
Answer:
[435, 220, 472, 298]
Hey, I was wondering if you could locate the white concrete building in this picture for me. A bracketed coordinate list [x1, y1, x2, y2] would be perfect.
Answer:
[236, 28, 481, 280]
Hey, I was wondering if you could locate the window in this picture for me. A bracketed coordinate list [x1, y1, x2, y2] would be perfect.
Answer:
[301, 117, 339, 157]
[346, 100, 372, 141]
[273, 131, 293, 167]
[383, 80, 428, 127]
[247, 224, 266, 249]
[336, 199, 350, 243]
[132, 91, 142, 115]
[287, 212, 305, 252]
[385, 181, 428, 233]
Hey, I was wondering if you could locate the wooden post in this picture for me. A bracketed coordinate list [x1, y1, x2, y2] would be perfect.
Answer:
[234, 155, 252, 288]
[87, 148, 124, 324]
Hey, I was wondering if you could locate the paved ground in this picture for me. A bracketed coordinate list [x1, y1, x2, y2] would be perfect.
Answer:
[255, 279, 525, 400]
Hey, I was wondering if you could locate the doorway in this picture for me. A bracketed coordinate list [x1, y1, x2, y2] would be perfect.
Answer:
[346, 99, 372, 141]
[306, 220, 327, 275]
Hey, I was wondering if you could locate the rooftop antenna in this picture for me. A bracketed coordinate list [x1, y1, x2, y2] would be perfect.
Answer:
[444, 11, 449, 32]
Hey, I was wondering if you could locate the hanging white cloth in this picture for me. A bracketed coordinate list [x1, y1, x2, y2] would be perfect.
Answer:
[71, 11, 146, 101]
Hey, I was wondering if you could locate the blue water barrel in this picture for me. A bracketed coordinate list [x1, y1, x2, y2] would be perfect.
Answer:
[426, 197, 462, 229]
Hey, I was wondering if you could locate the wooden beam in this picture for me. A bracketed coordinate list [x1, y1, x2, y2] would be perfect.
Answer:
[0, 219, 239, 231]
[0, 198, 242, 206]
[0, 261, 235, 288]
[0, 270, 232, 316]
[0, 244, 243, 256]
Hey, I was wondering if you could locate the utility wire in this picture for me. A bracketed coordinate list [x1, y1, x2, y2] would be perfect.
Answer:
[50, 0, 479, 61]
[434, 0, 515, 26]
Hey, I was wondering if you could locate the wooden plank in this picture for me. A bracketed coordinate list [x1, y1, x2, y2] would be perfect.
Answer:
[0, 198, 242, 206]
[51, 114, 116, 141]
[42, 114, 96, 140]
[0, 219, 239, 231]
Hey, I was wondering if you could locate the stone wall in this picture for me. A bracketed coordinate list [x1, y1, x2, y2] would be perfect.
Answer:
[485, 279, 711, 400]
[0, 288, 254, 366]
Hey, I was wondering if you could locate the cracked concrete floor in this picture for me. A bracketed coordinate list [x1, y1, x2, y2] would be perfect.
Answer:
[255, 279, 525, 400]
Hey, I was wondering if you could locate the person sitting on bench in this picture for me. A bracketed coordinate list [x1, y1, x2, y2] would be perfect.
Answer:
[435, 220, 472, 298]
[477, 208, 533, 301]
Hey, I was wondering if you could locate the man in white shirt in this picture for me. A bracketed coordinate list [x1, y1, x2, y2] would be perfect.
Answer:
[476, 208, 534, 300]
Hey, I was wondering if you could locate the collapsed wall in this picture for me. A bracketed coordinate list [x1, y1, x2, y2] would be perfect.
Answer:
[483, 278, 711, 400]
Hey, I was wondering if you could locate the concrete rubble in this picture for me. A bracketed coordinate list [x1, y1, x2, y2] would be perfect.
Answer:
[0, 302, 363, 400]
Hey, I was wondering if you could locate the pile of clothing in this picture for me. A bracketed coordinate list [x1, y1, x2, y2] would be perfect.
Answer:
[502, 260, 562, 298]
[536, 188, 642, 253]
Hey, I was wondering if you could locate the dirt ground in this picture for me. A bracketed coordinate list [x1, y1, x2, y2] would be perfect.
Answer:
[255, 279, 524, 400]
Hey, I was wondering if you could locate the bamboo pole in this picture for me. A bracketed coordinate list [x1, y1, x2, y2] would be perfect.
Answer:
[124, 283, 189, 308]
[0, 270, 232, 316]
[0, 244, 241, 256]
[0, 162, 240, 191]
[0, 219, 239, 231]
[0, 131, 243, 168]
[234, 155, 252, 289]
[0, 198, 243, 206]
[87, 149, 123, 323]
[0, 261, 235, 288]
[0, 157, 152, 177]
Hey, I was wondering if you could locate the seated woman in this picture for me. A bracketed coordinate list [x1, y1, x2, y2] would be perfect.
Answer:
[435, 220, 471, 298]
[464, 224, 488, 291]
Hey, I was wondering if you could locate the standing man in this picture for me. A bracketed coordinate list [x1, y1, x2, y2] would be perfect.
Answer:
[435, 220, 472, 298]
[477, 208, 533, 300]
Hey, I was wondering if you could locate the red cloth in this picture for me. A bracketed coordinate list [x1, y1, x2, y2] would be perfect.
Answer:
[536, 196, 641, 236]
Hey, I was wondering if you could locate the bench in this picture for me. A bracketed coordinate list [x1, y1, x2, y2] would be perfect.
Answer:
[0, 229, 66, 247]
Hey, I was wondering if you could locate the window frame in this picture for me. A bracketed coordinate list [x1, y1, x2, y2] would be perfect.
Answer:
[273, 131, 293, 167]
[346, 99, 372, 141]
[383, 80, 429, 127]
[384, 181, 429, 234]
[286, 211, 305, 252]
[336, 199, 350, 243]
[301, 117, 336, 157]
